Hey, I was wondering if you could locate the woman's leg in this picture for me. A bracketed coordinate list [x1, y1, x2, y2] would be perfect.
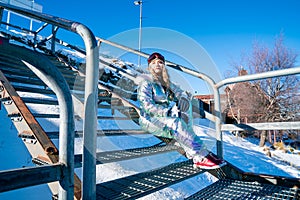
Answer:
[165, 118, 208, 158]
[140, 116, 207, 158]
[140, 116, 225, 169]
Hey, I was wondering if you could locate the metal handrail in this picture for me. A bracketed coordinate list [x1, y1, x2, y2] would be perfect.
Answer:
[0, 2, 99, 200]
[217, 67, 300, 132]
[216, 67, 300, 88]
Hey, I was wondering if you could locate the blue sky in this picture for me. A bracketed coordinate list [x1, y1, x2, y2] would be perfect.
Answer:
[33, 0, 300, 74]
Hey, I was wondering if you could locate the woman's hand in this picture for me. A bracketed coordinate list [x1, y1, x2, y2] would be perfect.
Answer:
[178, 96, 190, 112]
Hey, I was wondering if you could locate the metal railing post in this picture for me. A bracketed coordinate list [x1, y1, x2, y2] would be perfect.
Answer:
[212, 87, 223, 157]
[72, 23, 99, 200]
[1, 42, 76, 200]
[23, 59, 76, 200]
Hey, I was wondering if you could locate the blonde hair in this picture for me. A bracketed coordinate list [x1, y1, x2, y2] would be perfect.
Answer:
[148, 63, 170, 89]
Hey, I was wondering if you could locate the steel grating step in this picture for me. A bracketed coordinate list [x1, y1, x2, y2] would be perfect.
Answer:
[46, 129, 148, 139]
[32, 113, 60, 118]
[5, 74, 86, 91]
[13, 84, 120, 104]
[185, 178, 299, 200]
[91, 129, 148, 136]
[98, 104, 135, 110]
[22, 97, 59, 105]
[32, 113, 136, 119]
[0, 60, 78, 77]
[0, 53, 71, 72]
[96, 159, 204, 200]
[74, 143, 180, 168]
[12, 84, 55, 95]
[97, 116, 138, 120]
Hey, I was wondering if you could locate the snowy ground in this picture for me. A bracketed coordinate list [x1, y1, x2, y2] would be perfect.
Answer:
[0, 101, 299, 200]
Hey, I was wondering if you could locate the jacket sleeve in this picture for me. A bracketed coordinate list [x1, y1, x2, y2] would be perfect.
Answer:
[138, 81, 170, 117]
[170, 82, 184, 99]
[170, 82, 193, 99]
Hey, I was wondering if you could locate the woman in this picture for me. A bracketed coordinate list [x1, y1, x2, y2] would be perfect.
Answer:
[137, 52, 225, 169]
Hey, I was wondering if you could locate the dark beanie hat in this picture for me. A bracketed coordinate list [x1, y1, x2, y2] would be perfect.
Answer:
[147, 52, 165, 64]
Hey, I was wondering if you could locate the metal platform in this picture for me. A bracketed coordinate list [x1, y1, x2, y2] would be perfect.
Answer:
[185, 178, 299, 200]
[74, 143, 180, 167]
[96, 160, 204, 200]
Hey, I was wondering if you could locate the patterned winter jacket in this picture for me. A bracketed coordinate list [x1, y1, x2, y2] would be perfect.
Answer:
[137, 74, 184, 138]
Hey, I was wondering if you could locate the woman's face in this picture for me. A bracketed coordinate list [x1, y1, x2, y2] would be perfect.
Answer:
[149, 59, 165, 75]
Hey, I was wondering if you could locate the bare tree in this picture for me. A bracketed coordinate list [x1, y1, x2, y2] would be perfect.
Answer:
[225, 33, 299, 146]
[249, 33, 299, 124]
[224, 76, 268, 136]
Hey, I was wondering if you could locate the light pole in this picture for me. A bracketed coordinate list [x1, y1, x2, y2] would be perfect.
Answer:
[134, 0, 142, 67]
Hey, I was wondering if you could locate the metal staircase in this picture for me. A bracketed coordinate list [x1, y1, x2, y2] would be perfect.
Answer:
[0, 37, 209, 200]
[0, 2, 299, 200]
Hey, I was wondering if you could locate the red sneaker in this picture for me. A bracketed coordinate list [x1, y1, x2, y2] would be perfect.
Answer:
[193, 153, 226, 169]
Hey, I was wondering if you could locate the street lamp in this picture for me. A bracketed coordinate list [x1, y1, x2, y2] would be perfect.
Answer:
[134, 0, 143, 67]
